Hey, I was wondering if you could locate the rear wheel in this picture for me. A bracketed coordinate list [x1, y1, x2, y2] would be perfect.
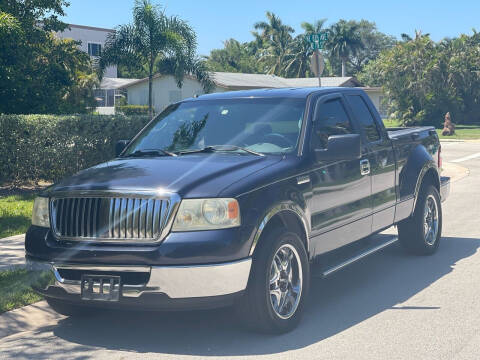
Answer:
[398, 184, 442, 255]
[236, 228, 310, 333]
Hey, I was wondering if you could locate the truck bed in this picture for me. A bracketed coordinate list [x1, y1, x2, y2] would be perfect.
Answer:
[386, 126, 436, 140]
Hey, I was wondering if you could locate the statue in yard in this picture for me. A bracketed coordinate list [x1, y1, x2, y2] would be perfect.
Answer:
[442, 112, 455, 136]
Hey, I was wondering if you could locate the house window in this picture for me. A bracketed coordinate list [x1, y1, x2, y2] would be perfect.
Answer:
[169, 90, 182, 103]
[88, 43, 102, 57]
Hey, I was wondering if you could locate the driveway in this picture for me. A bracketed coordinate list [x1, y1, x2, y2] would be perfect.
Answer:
[0, 141, 479, 359]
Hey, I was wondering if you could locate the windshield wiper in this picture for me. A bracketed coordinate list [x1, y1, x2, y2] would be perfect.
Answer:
[123, 149, 177, 158]
[179, 145, 264, 157]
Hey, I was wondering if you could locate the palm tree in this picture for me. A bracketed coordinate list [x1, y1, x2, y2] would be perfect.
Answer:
[301, 19, 327, 34]
[285, 19, 327, 78]
[400, 33, 413, 42]
[100, 0, 211, 117]
[327, 20, 364, 77]
[253, 12, 295, 76]
[401, 30, 430, 42]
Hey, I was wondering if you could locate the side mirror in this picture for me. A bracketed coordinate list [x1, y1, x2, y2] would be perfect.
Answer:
[315, 134, 361, 162]
[115, 140, 130, 157]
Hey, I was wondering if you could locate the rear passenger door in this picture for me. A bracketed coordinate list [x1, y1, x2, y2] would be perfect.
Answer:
[345, 93, 396, 233]
[308, 94, 373, 255]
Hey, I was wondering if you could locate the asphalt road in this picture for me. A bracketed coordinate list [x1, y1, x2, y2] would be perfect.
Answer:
[1, 141, 479, 359]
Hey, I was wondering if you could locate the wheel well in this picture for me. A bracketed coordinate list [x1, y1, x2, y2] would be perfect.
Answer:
[421, 168, 440, 192]
[257, 211, 308, 255]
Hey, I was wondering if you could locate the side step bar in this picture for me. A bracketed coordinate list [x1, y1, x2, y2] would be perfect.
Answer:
[320, 236, 399, 278]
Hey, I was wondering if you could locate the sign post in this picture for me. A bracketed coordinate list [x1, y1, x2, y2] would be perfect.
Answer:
[305, 32, 328, 87]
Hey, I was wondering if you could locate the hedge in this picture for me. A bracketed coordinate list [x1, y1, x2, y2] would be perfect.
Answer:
[0, 114, 151, 184]
[115, 105, 150, 115]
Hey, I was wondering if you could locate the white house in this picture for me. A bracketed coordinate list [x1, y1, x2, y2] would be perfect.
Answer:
[56, 24, 117, 78]
[122, 72, 387, 117]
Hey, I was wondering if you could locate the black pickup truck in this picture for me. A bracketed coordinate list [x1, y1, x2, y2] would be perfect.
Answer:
[26, 87, 450, 333]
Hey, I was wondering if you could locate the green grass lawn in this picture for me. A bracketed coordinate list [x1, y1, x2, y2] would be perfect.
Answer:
[436, 124, 480, 140]
[382, 119, 480, 140]
[0, 194, 35, 238]
[382, 118, 402, 128]
[0, 269, 43, 313]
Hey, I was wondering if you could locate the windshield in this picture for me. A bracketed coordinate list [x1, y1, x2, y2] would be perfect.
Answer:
[123, 98, 306, 156]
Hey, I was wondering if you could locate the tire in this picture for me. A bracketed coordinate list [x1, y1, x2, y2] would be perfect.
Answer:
[235, 228, 310, 333]
[398, 184, 442, 255]
[46, 297, 96, 317]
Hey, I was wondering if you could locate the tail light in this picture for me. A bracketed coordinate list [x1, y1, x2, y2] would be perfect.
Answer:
[438, 145, 442, 169]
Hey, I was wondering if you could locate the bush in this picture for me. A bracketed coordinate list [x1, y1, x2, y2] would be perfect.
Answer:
[0, 114, 151, 184]
[115, 105, 150, 115]
[359, 32, 480, 127]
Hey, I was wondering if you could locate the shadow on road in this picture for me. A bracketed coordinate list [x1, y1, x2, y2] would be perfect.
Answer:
[5, 236, 480, 358]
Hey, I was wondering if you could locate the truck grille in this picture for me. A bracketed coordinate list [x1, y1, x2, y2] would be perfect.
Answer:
[50, 196, 173, 242]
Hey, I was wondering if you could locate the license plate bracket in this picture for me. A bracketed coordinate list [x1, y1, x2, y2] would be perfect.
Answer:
[81, 275, 121, 301]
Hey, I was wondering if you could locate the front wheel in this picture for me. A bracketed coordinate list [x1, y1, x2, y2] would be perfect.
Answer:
[235, 229, 310, 333]
[398, 184, 442, 255]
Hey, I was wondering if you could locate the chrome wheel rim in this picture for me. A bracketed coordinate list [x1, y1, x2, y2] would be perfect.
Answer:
[269, 244, 303, 320]
[423, 194, 439, 246]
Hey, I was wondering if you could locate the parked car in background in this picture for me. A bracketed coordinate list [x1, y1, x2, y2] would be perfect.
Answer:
[26, 87, 449, 333]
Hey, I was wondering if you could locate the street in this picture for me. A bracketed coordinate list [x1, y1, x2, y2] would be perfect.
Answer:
[0, 141, 479, 360]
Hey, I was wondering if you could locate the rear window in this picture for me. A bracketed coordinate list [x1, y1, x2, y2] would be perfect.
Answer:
[347, 95, 381, 142]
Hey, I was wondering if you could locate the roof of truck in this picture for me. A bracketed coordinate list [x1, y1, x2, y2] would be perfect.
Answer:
[187, 87, 363, 101]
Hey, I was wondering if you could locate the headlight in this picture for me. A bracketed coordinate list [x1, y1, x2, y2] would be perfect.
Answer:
[32, 197, 50, 228]
[172, 198, 240, 231]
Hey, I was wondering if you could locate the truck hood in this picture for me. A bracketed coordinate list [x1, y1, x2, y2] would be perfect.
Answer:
[47, 154, 283, 198]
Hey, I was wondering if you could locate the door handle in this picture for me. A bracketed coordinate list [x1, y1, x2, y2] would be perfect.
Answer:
[360, 159, 370, 175]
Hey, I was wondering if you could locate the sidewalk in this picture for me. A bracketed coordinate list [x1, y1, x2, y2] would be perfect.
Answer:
[0, 301, 63, 340]
[0, 234, 25, 271]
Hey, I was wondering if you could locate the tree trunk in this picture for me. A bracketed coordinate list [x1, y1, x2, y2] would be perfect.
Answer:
[148, 60, 154, 119]
[341, 58, 346, 77]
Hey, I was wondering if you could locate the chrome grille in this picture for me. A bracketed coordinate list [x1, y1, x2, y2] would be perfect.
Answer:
[50, 196, 173, 242]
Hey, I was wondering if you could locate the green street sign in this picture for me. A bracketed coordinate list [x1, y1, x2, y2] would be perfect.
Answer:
[305, 32, 328, 50]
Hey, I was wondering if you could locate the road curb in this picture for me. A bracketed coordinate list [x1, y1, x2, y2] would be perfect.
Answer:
[440, 139, 480, 143]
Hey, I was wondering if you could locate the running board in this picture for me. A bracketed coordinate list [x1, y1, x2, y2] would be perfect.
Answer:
[319, 235, 399, 278]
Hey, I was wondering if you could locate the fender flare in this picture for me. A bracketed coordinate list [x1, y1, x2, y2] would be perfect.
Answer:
[249, 202, 310, 256]
[398, 144, 437, 199]
[412, 160, 440, 210]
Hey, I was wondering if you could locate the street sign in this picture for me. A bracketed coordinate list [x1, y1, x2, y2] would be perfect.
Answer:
[305, 32, 328, 50]
[310, 52, 325, 77]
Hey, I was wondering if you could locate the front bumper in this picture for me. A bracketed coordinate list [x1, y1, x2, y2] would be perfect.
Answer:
[27, 257, 252, 309]
[440, 176, 450, 202]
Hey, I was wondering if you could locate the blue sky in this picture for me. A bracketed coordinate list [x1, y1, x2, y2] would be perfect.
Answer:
[62, 0, 480, 55]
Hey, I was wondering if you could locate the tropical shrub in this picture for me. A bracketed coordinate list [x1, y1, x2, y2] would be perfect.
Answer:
[359, 31, 480, 126]
[0, 1, 98, 115]
[115, 105, 150, 115]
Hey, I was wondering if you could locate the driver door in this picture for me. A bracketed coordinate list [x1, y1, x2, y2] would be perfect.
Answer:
[308, 94, 373, 255]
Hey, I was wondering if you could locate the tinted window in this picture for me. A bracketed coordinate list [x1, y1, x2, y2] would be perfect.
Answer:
[312, 98, 353, 149]
[347, 95, 381, 142]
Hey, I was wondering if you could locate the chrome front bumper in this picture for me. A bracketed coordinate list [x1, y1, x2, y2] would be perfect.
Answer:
[27, 258, 252, 300]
